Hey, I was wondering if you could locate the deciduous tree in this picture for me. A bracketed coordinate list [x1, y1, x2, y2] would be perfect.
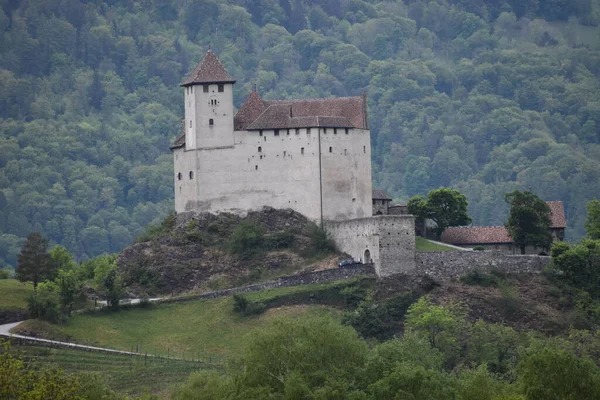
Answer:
[585, 199, 600, 240]
[504, 190, 552, 254]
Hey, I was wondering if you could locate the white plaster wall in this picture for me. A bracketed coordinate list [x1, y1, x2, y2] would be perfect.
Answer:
[320, 128, 372, 221]
[184, 86, 197, 149]
[174, 128, 323, 221]
[326, 215, 416, 277]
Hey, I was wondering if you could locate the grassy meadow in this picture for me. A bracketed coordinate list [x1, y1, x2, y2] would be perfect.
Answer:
[0, 279, 33, 312]
[415, 237, 460, 252]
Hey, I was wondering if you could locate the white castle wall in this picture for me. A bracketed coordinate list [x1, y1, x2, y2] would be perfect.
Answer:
[173, 127, 372, 223]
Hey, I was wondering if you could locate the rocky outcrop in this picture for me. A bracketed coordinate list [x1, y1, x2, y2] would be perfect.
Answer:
[116, 207, 332, 295]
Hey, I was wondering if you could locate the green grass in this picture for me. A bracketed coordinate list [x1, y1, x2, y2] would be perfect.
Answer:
[17, 282, 352, 357]
[0, 279, 33, 312]
[416, 237, 459, 252]
[11, 344, 206, 396]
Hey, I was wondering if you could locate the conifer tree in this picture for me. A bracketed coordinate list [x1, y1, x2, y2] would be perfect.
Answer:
[504, 190, 552, 254]
[16, 232, 55, 289]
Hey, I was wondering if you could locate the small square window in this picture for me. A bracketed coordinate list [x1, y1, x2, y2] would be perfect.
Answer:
[274, 129, 279, 136]
[218, 84, 224, 92]
[203, 85, 209, 93]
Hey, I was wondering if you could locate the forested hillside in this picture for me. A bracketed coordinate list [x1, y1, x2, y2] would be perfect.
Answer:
[1, 0, 600, 268]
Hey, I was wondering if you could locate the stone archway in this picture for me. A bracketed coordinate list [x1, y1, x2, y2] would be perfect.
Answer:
[364, 249, 371, 264]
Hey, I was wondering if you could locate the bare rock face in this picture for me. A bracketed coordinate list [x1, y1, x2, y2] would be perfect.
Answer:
[116, 207, 320, 295]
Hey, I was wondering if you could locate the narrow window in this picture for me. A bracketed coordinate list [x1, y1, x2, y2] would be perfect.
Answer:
[203, 85, 209, 93]
[177, 172, 182, 181]
[264, 136, 266, 142]
[209, 119, 214, 126]
[344, 149, 347, 155]
[287, 129, 290, 135]
[301, 147, 304, 155]
[323, 128, 327, 134]
[218, 84, 224, 92]
[259, 130, 263, 136]
[283, 151, 287, 157]
[363, 145, 366, 154]
[255, 165, 258, 170]
[334, 128, 337, 134]
[274, 129, 279, 136]
[345, 128, 349, 134]
[329, 146, 332, 153]
[190, 120, 192, 128]
[189, 171, 193, 179]
[295, 128, 300, 135]
[258, 146, 262, 153]
[307, 128, 311, 135]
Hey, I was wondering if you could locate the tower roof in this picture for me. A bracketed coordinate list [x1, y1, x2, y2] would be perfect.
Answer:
[181, 50, 236, 86]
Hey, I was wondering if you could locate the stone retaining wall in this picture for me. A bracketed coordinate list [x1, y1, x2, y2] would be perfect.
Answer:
[415, 251, 552, 280]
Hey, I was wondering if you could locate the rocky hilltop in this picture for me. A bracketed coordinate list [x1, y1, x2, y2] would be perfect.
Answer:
[117, 207, 339, 295]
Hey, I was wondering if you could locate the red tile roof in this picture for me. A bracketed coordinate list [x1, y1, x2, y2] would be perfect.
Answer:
[441, 226, 513, 245]
[181, 50, 236, 86]
[235, 92, 368, 131]
[547, 201, 566, 228]
[441, 201, 566, 245]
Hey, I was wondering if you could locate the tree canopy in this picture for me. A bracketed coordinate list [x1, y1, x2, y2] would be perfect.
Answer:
[504, 190, 552, 254]
[408, 188, 472, 239]
[16, 232, 55, 289]
[586, 200, 600, 240]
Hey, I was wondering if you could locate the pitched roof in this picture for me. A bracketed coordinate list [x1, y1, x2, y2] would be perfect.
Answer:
[441, 201, 567, 245]
[235, 93, 369, 131]
[181, 50, 236, 86]
[547, 201, 566, 228]
[372, 189, 392, 200]
[441, 226, 513, 245]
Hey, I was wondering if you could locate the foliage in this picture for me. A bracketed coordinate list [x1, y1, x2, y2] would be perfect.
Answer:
[16, 232, 55, 289]
[93, 255, 123, 309]
[227, 221, 266, 259]
[586, 200, 600, 240]
[0, 269, 8, 279]
[55, 268, 82, 317]
[50, 245, 78, 272]
[518, 347, 600, 400]
[552, 239, 600, 298]
[307, 223, 337, 254]
[27, 280, 62, 323]
[135, 213, 176, 243]
[343, 293, 417, 340]
[408, 188, 471, 239]
[232, 293, 266, 316]
[504, 190, 553, 254]
[460, 270, 502, 287]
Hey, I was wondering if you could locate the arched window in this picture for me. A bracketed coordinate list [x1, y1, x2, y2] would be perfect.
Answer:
[258, 146, 262, 153]
[189, 171, 194, 179]
[209, 119, 214, 126]
[177, 172, 182, 181]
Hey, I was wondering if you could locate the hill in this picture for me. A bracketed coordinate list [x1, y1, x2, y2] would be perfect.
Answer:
[116, 207, 340, 295]
[2, 0, 600, 269]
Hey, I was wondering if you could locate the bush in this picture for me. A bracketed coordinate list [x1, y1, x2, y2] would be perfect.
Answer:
[460, 270, 500, 287]
[232, 294, 265, 316]
[264, 230, 295, 250]
[498, 281, 520, 315]
[473, 246, 486, 251]
[0, 269, 9, 279]
[307, 223, 336, 253]
[27, 281, 62, 323]
[228, 221, 266, 259]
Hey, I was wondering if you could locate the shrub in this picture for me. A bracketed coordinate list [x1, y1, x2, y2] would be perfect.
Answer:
[0, 269, 9, 279]
[264, 230, 295, 250]
[460, 270, 499, 287]
[498, 281, 520, 315]
[27, 281, 62, 323]
[232, 294, 265, 316]
[228, 221, 266, 259]
[473, 246, 486, 251]
[307, 223, 336, 253]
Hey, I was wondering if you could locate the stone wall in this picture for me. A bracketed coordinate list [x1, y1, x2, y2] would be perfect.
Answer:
[326, 215, 416, 277]
[415, 251, 551, 279]
[165, 264, 376, 303]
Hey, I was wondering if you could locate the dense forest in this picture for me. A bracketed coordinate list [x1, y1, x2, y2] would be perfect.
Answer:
[1, 0, 600, 268]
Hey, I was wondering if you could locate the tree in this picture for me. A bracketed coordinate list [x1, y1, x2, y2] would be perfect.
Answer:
[585, 199, 600, 240]
[552, 239, 600, 298]
[504, 190, 552, 254]
[16, 232, 55, 289]
[408, 188, 472, 240]
[56, 269, 81, 317]
[93, 256, 123, 310]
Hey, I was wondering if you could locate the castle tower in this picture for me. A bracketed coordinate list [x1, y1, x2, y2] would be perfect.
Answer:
[180, 50, 236, 149]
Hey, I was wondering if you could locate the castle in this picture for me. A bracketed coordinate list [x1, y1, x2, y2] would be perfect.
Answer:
[171, 51, 415, 276]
